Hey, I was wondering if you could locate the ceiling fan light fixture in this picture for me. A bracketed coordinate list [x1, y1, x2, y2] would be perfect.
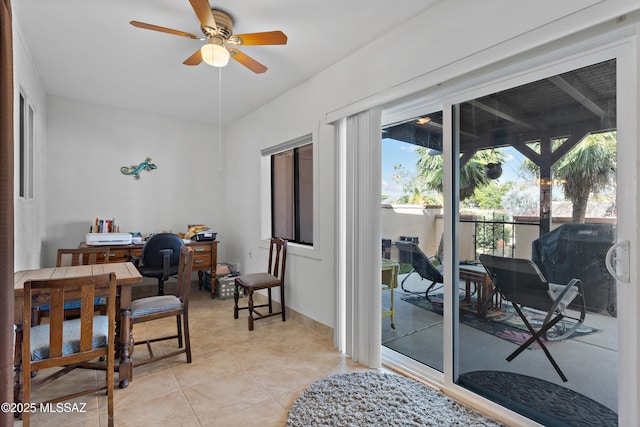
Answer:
[201, 39, 230, 67]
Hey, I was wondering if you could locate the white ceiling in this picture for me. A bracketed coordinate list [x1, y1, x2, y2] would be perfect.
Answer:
[13, 0, 440, 126]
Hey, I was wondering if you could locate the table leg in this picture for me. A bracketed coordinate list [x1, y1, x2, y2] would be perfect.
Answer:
[117, 284, 134, 389]
[477, 279, 485, 315]
[197, 270, 203, 289]
[13, 325, 22, 409]
[465, 279, 472, 304]
[118, 307, 133, 388]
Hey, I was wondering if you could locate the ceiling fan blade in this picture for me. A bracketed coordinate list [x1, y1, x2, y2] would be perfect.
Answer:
[189, 0, 217, 29]
[229, 48, 267, 74]
[130, 21, 200, 39]
[233, 31, 288, 46]
[183, 49, 203, 66]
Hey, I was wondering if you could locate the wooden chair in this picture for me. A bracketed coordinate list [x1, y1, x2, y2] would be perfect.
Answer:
[35, 247, 112, 324]
[234, 238, 288, 331]
[34, 247, 112, 373]
[56, 246, 111, 266]
[130, 246, 194, 366]
[18, 273, 117, 427]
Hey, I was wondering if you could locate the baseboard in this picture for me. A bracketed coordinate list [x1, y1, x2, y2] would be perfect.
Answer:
[252, 293, 334, 340]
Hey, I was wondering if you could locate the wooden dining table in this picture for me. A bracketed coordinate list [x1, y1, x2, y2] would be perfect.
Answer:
[13, 262, 143, 389]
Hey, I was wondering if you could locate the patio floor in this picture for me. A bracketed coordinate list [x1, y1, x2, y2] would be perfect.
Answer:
[382, 271, 618, 414]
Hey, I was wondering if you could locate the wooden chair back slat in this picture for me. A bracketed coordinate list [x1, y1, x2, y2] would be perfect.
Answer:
[48, 288, 65, 358]
[56, 247, 111, 267]
[175, 246, 195, 306]
[79, 283, 95, 352]
[267, 238, 286, 281]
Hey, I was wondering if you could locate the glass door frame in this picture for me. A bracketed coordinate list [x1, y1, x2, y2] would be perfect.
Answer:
[381, 33, 638, 425]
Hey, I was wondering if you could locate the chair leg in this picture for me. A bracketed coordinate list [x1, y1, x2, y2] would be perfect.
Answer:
[176, 314, 183, 348]
[247, 289, 255, 331]
[507, 303, 568, 382]
[233, 284, 240, 319]
[157, 278, 165, 296]
[106, 357, 114, 427]
[183, 312, 192, 363]
[280, 284, 286, 322]
[267, 288, 273, 314]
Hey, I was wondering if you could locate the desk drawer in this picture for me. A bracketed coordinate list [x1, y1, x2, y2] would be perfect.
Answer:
[106, 248, 142, 263]
[193, 253, 212, 270]
[108, 249, 130, 262]
[189, 244, 212, 254]
[129, 248, 142, 258]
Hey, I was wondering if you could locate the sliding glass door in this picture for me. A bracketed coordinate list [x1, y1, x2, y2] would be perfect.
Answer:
[380, 44, 637, 425]
[381, 109, 445, 373]
[453, 59, 619, 425]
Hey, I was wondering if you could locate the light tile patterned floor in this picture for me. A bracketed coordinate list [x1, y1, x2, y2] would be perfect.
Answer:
[15, 280, 370, 426]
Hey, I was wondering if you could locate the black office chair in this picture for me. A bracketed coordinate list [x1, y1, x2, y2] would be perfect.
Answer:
[395, 240, 444, 301]
[134, 233, 185, 295]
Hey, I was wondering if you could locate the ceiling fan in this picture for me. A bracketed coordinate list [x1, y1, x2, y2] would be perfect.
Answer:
[130, 0, 287, 73]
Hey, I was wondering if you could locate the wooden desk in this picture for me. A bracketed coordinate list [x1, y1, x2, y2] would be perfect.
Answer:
[14, 262, 142, 390]
[459, 264, 502, 318]
[381, 259, 399, 329]
[80, 240, 219, 298]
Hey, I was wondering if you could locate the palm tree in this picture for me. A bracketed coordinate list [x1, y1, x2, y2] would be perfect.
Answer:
[554, 132, 616, 222]
[390, 164, 442, 205]
[416, 148, 505, 201]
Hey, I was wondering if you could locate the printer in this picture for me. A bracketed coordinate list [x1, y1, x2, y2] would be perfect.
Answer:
[85, 232, 132, 246]
[187, 224, 217, 241]
[192, 230, 217, 241]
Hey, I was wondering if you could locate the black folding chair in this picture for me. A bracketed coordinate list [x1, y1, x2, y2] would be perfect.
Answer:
[480, 254, 587, 382]
[395, 241, 444, 300]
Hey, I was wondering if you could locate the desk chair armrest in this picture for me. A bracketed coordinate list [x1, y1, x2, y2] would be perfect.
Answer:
[130, 255, 141, 267]
[159, 248, 174, 281]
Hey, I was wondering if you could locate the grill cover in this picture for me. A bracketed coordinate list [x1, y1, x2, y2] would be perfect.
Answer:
[531, 223, 616, 316]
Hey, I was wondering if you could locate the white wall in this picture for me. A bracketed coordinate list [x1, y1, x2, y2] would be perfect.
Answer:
[224, 118, 336, 326]
[381, 205, 441, 255]
[12, 20, 227, 270]
[13, 20, 46, 271]
[222, 0, 640, 329]
[43, 97, 225, 267]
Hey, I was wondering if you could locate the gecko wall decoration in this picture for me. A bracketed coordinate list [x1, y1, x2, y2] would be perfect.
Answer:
[120, 157, 157, 179]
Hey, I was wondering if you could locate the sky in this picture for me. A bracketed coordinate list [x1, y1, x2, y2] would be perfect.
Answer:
[381, 137, 531, 202]
[381, 138, 421, 200]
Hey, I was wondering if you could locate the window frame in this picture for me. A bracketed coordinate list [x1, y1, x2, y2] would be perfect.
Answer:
[270, 143, 314, 245]
[18, 88, 35, 200]
[261, 129, 321, 258]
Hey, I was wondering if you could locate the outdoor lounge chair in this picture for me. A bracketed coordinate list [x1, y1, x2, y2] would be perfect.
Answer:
[479, 254, 587, 382]
[395, 241, 444, 301]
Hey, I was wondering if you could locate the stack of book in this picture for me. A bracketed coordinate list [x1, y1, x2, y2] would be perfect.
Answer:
[91, 218, 119, 233]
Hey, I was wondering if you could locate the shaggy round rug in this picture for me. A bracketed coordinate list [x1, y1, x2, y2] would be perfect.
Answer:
[287, 371, 503, 427]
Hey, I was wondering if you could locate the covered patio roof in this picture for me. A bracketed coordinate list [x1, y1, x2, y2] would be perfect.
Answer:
[382, 59, 617, 234]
